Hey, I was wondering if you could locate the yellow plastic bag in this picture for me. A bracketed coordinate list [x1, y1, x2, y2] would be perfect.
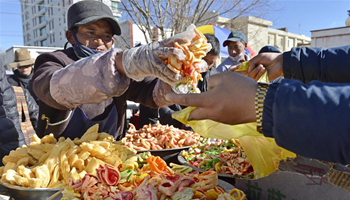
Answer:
[236, 61, 269, 83]
[173, 107, 296, 178]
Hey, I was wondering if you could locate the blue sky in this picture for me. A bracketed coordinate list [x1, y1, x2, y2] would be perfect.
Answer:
[0, 0, 349, 51]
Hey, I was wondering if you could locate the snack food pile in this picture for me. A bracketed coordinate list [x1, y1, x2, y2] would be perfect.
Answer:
[61, 153, 246, 200]
[121, 122, 202, 151]
[164, 28, 211, 93]
[181, 139, 254, 178]
[0, 124, 135, 188]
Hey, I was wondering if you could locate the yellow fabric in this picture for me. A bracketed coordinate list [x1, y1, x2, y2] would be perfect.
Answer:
[197, 25, 215, 35]
[172, 107, 296, 178]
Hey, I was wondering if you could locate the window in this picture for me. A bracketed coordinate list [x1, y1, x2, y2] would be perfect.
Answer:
[288, 38, 293, 47]
[26, 23, 30, 31]
[52, 33, 55, 43]
[280, 37, 284, 46]
[25, 12, 29, 20]
[39, 16, 46, 24]
[40, 27, 46, 36]
[24, 0, 29, 9]
[111, 2, 118, 10]
[38, 3, 45, 11]
[41, 39, 47, 46]
[26, 34, 31, 42]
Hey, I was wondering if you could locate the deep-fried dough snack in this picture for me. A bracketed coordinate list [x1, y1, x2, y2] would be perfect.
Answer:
[165, 27, 211, 93]
[0, 124, 136, 188]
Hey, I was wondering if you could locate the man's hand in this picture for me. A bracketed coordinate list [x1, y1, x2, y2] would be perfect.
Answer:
[229, 63, 266, 81]
[248, 53, 283, 81]
[165, 72, 257, 125]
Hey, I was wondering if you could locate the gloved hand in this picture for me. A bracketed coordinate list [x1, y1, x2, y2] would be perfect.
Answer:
[122, 24, 208, 85]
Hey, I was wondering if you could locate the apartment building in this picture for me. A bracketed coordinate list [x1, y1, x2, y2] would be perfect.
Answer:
[20, 0, 121, 48]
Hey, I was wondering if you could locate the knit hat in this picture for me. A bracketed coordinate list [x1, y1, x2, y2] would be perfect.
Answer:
[67, 0, 121, 35]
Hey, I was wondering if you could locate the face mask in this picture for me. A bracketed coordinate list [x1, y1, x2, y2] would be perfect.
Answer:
[71, 30, 101, 58]
[229, 52, 245, 62]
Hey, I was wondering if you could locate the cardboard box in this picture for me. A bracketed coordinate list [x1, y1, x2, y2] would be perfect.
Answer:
[235, 156, 350, 200]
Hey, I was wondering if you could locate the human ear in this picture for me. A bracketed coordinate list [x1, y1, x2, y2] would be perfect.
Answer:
[66, 30, 75, 45]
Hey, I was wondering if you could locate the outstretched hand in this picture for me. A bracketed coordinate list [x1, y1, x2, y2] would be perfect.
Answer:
[165, 72, 257, 125]
[121, 24, 209, 86]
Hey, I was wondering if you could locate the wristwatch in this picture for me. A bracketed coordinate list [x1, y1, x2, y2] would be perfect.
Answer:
[255, 82, 270, 133]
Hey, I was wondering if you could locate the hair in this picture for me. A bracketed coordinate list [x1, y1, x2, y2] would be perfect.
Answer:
[204, 34, 220, 55]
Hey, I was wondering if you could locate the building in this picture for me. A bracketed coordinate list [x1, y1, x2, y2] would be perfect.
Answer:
[215, 16, 311, 53]
[20, 0, 122, 48]
[114, 20, 173, 50]
[310, 11, 350, 48]
[117, 14, 311, 56]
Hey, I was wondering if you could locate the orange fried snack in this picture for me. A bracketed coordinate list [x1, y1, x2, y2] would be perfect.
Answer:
[165, 28, 211, 93]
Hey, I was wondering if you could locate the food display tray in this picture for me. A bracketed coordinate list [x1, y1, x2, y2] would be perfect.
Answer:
[0, 182, 62, 200]
[137, 146, 191, 165]
[177, 152, 236, 184]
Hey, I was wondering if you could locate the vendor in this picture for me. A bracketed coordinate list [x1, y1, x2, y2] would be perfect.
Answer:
[33, 1, 201, 140]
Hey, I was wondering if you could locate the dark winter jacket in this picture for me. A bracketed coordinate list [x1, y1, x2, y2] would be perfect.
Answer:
[33, 48, 158, 140]
[7, 69, 33, 88]
[0, 67, 26, 166]
[262, 45, 350, 164]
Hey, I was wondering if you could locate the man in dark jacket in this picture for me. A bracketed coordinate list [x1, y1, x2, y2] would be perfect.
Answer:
[0, 64, 26, 166]
[166, 45, 350, 165]
[7, 49, 39, 131]
[32, 1, 205, 140]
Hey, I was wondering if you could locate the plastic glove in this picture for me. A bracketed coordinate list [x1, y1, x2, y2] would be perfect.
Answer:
[122, 24, 208, 86]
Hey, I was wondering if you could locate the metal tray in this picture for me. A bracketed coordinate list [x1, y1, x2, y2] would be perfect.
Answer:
[137, 146, 191, 165]
[0, 182, 62, 200]
[177, 152, 238, 184]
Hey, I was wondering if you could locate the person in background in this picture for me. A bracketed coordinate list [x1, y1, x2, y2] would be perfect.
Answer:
[32, 1, 204, 140]
[8, 49, 34, 89]
[7, 49, 39, 135]
[165, 45, 350, 165]
[0, 63, 26, 165]
[216, 31, 250, 73]
[137, 34, 220, 129]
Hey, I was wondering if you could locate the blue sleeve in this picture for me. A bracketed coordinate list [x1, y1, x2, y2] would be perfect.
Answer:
[262, 79, 350, 164]
[283, 45, 350, 83]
